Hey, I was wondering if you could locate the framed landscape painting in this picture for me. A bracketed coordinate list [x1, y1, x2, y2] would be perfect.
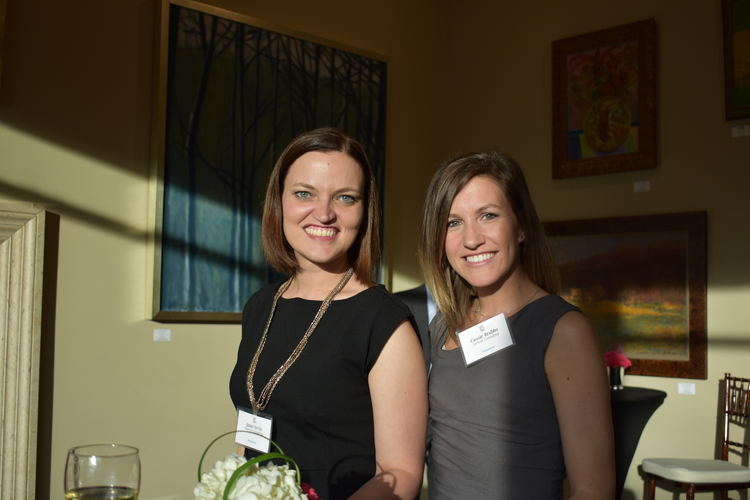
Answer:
[543, 212, 707, 379]
[552, 19, 656, 178]
[150, 0, 388, 322]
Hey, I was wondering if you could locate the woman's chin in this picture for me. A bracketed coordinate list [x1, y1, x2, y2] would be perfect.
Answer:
[297, 255, 350, 273]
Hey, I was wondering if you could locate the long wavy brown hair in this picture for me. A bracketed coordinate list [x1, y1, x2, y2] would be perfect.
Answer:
[418, 151, 559, 340]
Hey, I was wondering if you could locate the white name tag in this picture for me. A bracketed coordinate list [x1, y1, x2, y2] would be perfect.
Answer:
[457, 313, 515, 366]
[235, 408, 273, 454]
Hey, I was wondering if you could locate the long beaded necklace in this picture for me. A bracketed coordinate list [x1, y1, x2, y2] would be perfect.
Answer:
[246, 267, 354, 413]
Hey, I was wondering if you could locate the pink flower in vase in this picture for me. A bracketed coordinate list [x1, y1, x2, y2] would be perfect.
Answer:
[604, 344, 630, 390]
[604, 342, 631, 368]
[604, 350, 632, 369]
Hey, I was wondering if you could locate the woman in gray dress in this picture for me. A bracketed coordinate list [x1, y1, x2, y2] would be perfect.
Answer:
[418, 151, 615, 499]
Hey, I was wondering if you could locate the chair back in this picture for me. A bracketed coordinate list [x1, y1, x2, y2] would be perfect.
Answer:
[722, 373, 750, 460]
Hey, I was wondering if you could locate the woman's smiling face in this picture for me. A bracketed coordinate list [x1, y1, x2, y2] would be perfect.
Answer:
[281, 151, 365, 272]
[444, 175, 525, 293]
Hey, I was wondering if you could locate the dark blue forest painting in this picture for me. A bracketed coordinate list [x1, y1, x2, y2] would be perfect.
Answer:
[157, 3, 387, 317]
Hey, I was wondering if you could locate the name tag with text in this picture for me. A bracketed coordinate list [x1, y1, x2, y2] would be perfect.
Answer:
[458, 313, 515, 366]
[235, 408, 273, 453]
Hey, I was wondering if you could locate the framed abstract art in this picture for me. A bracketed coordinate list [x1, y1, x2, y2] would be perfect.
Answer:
[552, 19, 656, 179]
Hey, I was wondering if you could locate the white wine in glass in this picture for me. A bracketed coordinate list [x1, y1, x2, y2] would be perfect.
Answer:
[64, 444, 140, 500]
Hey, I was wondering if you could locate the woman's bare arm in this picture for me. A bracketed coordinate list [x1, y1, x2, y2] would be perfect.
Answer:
[349, 320, 429, 500]
[545, 310, 616, 500]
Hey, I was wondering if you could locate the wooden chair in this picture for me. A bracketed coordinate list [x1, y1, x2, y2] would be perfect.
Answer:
[642, 373, 750, 500]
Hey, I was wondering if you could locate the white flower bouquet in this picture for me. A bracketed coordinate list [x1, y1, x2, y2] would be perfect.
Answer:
[194, 432, 320, 500]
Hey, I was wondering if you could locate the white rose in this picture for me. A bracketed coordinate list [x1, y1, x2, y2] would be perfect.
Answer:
[212, 453, 244, 482]
[194, 481, 218, 500]
[222, 454, 245, 470]
[229, 474, 261, 498]
[201, 471, 222, 491]
[195, 454, 307, 500]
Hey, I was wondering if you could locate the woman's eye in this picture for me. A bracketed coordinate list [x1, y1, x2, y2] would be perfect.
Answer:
[295, 191, 311, 199]
[481, 213, 497, 221]
[447, 219, 461, 228]
[338, 194, 357, 203]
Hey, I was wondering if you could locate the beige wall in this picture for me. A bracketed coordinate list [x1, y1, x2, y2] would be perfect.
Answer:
[1, 0, 748, 499]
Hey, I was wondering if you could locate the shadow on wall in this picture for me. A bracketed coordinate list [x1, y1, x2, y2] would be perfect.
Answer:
[0, 179, 270, 284]
[3, 178, 750, 343]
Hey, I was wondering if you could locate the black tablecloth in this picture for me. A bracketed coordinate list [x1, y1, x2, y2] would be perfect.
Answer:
[611, 386, 667, 500]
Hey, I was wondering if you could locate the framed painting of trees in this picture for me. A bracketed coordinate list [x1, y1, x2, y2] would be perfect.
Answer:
[150, 0, 387, 322]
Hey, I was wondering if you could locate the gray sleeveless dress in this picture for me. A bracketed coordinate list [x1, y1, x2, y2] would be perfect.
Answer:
[428, 295, 581, 499]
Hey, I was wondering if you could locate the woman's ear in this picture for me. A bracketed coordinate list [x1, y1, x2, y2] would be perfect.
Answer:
[518, 231, 525, 243]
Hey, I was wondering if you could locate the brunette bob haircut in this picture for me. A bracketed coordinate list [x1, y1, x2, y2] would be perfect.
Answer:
[261, 127, 381, 283]
[418, 151, 560, 336]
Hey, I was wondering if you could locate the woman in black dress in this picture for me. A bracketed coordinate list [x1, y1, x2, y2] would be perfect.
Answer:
[229, 128, 427, 500]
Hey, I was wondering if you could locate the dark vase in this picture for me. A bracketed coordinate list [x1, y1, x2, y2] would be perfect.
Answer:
[609, 366, 624, 390]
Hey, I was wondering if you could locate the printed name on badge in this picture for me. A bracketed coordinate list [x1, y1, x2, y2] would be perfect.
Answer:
[235, 408, 273, 453]
[457, 312, 515, 366]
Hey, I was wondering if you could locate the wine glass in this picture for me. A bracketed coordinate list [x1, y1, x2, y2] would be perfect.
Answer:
[64, 444, 140, 500]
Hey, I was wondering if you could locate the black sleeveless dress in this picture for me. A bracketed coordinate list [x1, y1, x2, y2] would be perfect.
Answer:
[229, 282, 414, 500]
